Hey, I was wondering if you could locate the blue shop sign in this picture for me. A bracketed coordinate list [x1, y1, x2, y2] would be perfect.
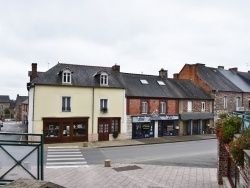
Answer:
[132, 116, 151, 123]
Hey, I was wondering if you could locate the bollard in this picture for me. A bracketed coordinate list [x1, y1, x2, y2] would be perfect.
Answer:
[104, 159, 111, 167]
[83, 142, 88, 147]
[23, 162, 31, 170]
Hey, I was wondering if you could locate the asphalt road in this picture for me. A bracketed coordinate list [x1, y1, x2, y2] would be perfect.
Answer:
[81, 139, 217, 168]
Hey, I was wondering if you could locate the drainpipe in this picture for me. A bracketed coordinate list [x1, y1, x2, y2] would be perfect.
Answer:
[92, 88, 94, 140]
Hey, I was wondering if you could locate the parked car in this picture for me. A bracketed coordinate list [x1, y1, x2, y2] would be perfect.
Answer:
[0, 120, 3, 130]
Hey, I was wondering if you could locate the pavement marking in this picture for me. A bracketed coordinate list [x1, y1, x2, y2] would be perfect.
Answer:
[48, 154, 83, 157]
[46, 161, 87, 165]
[46, 165, 89, 169]
[48, 146, 79, 149]
[48, 151, 81, 154]
[47, 158, 85, 161]
[46, 146, 88, 169]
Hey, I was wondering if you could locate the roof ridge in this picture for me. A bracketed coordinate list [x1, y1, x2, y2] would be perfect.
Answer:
[58, 62, 112, 69]
[120, 72, 159, 77]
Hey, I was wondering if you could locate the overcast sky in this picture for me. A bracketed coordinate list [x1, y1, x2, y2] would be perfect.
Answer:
[1, 1, 250, 100]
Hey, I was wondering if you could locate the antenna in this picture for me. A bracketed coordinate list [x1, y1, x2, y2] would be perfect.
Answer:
[48, 63, 49, 69]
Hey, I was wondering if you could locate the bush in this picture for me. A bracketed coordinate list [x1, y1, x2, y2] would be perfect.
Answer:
[229, 128, 250, 167]
[112, 131, 119, 139]
[215, 116, 242, 144]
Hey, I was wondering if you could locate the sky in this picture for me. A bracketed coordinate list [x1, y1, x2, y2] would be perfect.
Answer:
[1, 1, 250, 100]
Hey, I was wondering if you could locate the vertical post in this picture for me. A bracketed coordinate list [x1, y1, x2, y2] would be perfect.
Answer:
[41, 134, 44, 180]
[154, 121, 158, 138]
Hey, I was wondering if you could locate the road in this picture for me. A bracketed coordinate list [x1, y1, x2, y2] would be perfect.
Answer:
[0, 121, 26, 140]
[44, 139, 217, 168]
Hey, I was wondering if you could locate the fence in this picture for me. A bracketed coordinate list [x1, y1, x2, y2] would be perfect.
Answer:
[0, 132, 44, 185]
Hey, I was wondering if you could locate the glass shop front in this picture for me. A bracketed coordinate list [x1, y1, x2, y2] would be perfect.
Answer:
[132, 116, 154, 139]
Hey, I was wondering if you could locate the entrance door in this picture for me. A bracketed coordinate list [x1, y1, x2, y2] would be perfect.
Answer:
[98, 119, 110, 141]
[62, 123, 71, 142]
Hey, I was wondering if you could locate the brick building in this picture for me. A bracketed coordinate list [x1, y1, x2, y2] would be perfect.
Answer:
[176, 63, 250, 119]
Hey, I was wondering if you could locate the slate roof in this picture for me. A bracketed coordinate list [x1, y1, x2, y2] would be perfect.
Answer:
[218, 69, 250, 92]
[197, 65, 242, 92]
[29, 63, 213, 100]
[0, 95, 11, 103]
[16, 96, 28, 106]
[237, 71, 250, 85]
[120, 73, 213, 99]
[30, 63, 126, 88]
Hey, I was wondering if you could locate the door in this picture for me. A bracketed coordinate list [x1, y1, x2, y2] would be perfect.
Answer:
[62, 123, 72, 142]
[98, 123, 109, 141]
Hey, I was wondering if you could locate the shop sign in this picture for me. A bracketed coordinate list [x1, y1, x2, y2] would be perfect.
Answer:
[160, 115, 179, 120]
[142, 124, 150, 130]
[132, 116, 151, 123]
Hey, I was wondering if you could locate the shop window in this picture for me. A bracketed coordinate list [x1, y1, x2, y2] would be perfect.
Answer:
[73, 122, 86, 136]
[100, 73, 108, 86]
[160, 102, 166, 114]
[187, 101, 192, 112]
[201, 102, 206, 112]
[45, 123, 60, 137]
[100, 99, 108, 112]
[141, 102, 148, 114]
[224, 96, 228, 109]
[62, 70, 71, 84]
[62, 96, 71, 112]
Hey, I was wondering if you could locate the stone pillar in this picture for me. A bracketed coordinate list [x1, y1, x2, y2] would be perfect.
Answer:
[243, 150, 250, 188]
[217, 140, 229, 185]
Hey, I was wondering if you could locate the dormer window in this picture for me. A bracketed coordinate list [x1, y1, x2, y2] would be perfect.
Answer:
[58, 67, 73, 84]
[63, 70, 71, 84]
[100, 73, 108, 86]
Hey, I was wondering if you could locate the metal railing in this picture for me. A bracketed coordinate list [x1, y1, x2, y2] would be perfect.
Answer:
[0, 132, 44, 185]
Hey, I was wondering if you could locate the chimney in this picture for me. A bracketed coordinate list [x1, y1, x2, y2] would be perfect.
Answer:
[229, 67, 238, 73]
[218, 66, 224, 69]
[31, 63, 37, 80]
[112, 64, 120, 72]
[159, 68, 168, 79]
[173, 73, 179, 79]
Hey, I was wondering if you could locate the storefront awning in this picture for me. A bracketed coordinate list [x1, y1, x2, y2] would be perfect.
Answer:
[180, 113, 214, 120]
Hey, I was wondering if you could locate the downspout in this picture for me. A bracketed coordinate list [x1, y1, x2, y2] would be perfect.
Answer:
[92, 88, 94, 136]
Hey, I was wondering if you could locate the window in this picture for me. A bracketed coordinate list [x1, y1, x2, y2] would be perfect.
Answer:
[187, 101, 192, 112]
[224, 96, 228, 109]
[201, 102, 206, 112]
[140, 79, 148, 84]
[157, 81, 165, 85]
[160, 102, 166, 114]
[111, 119, 119, 133]
[62, 70, 71, 84]
[100, 73, 108, 86]
[62, 97, 71, 112]
[142, 101, 148, 114]
[236, 97, 241, 108]
[100, 99, 108, 112]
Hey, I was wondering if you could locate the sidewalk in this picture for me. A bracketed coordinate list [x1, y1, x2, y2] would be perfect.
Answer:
[43, 134, 220, 187]
[44, 134, 217, 149]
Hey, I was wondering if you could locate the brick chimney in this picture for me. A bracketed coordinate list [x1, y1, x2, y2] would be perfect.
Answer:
[218, 66, 224, 69]
[31, 63, 37, 80]
[173, 73, 179, 79]
[229, 67, 238, 73]
[159, 68, 168, 79]
[112, 64, 120, 72]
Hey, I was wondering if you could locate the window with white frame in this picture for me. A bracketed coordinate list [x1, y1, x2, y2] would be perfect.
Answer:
[187, 101, 192, 112]
[142, 101, 148, 114]
[201, 102, 206, 112]
[62, 96, 71, 112]
[160, 102, 166, 114]
[236, 97, 241, 108]
[100, 99, 108, 112]
[224, 96, 228, 109]
[62, 70, 71, 84]
[100, 73, 108, 86]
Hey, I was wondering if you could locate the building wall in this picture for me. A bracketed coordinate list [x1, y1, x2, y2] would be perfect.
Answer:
[127, 98, 179, 115]
[32, 85, 125, 136]
[179, 100, 213, 113]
